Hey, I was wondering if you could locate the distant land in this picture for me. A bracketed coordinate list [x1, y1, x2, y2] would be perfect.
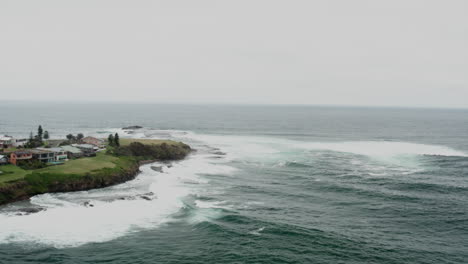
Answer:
[0, 137, 192, 205]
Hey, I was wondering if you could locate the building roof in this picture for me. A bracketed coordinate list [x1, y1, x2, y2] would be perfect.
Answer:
[61, 145, 82, 154]
[72, 144, 95, 149]
[30, 149, 53, 154]
[37, 147, 64, 153]
[50, 147, 66, 153]
[0, 135, 13, 141]
[13, 150, 33, 155]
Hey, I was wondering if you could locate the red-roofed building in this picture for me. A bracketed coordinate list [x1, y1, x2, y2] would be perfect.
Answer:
[10, 151, 33, 165]
[82, 137, 105, 147]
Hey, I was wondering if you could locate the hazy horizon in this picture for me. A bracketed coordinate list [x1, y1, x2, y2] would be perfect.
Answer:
[3, 99, 468, 111]
[1, 0, 467, 108]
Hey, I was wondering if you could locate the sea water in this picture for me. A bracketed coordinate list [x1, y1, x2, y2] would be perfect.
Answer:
[0, 103, 467, 263]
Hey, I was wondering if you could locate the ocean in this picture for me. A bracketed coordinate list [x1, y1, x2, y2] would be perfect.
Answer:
[0, 102, 467, 264]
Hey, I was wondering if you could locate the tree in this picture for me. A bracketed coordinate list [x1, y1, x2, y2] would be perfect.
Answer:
[114, 133, 120, 147]
[77, 133, 84, 142]
[38, 125, 43, 140]
[44, 131, 49, 140]
[66, 134, 74, 141]
[25, 131, 34, 148]
[108, 134, 114, 146]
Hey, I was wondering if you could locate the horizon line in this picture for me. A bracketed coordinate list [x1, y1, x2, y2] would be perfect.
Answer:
[1, 99, 467, 110]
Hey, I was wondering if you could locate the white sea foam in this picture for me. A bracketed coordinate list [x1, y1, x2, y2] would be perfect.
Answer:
[181, 132, 467, 161]
[0, 131, 236, 249]
[299, 141, 468, 158]
[195, 200, 230, 209]
[0, 166, 183, 248]
[1, 129, 465, 248]
[249, 226, 265, 236]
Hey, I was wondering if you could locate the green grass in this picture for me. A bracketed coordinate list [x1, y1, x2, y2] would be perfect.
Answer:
[0, 165, 30, 184]
[35, 152, 118, 174]
[0, 152, 121, 184]
[0, 147, 17, 153]
[0, 139, 185, 185]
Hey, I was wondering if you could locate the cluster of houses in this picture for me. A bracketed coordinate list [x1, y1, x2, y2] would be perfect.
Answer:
[0, 135, 27, 149]
[0, 136, 105, 166]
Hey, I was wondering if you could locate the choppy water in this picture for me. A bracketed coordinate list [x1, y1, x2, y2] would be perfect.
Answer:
[0, 103, 467, 263]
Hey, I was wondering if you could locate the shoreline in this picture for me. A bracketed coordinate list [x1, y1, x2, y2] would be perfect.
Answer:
[0, 159, 147, 206]
[0, 140, 193, 206]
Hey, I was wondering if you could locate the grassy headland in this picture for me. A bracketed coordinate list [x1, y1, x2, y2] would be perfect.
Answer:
[0, 139, 191, 205]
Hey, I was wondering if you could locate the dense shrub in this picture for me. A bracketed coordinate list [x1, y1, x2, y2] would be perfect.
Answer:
[113, 142, 191, 160]
[18, 160, 47, 170]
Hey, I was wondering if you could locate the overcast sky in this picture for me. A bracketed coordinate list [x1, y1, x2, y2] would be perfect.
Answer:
[1, 0, 467, 108]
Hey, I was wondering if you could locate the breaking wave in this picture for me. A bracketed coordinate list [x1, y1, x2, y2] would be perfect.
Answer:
[0, 132, 236, 249]
[0, 128, 466, 249]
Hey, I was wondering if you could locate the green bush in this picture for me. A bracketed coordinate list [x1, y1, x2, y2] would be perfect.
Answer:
[18, 160, 47, 170]
[112, 142, 191, 160]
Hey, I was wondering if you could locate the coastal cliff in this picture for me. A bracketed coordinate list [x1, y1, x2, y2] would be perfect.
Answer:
[0, 140, 192, 205]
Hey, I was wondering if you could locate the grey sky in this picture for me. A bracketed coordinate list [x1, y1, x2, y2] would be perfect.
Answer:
[1, 0, 467, 108]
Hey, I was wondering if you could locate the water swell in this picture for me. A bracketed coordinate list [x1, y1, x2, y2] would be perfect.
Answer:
[0, 131, 236, 248]
[1, 128, 466, 252]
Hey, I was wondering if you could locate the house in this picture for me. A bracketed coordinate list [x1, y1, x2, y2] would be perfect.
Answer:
[0, 155, 8, 165]
[61, 145, 83, 158]
[30, 149, 55, 163]
[13, 138, 28, 147]
[72, 144, 96, 157]
[81, 137, 105, 148]
[10, 150, 33, 165]
[0, 135, 14, 148]
[37, 147, 68, 162]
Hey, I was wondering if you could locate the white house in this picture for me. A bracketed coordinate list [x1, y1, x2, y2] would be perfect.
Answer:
[37, 147, 68, 162]
[13, 138, 28, 147]
[0, 135, 14, 148]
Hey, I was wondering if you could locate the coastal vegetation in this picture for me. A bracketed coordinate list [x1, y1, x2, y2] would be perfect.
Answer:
[60, 133, 85, 146]
[0, 138, 191, 205]
[111, 141, 190, 160]
[24, 125, 47, 148]
[107, 133, 120, 147]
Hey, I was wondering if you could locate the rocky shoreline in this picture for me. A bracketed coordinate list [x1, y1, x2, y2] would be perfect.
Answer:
[0, 160, 155, 206]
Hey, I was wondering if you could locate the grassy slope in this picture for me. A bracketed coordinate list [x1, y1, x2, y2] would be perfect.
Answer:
[36, 152, 118, 174]
[0, 139, 185, 185]
[0, 138, 191, 205]
[0, 165, 30, 184]
[0, 152, 118, 184]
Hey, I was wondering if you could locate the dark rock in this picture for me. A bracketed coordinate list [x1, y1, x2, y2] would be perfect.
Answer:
[83, 201, 94, 207]
[151, 166, 163, 172]
[135, 192, 155, 201]
[18, 207, 45, 214]
[140, 196, 151, 201]
[123, 126, 143, 130]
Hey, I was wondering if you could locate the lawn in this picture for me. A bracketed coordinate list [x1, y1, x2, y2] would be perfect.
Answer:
[35, 152, 118, 174]
[0, 147, 17, 153]
[0, 139, 184, 184]
[0, 165, 31, 184]
[0, 152, 120, 184]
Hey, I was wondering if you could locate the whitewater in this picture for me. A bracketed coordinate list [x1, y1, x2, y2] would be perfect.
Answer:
[0, 129, 466, 249]
[0, 104, 467, 264]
